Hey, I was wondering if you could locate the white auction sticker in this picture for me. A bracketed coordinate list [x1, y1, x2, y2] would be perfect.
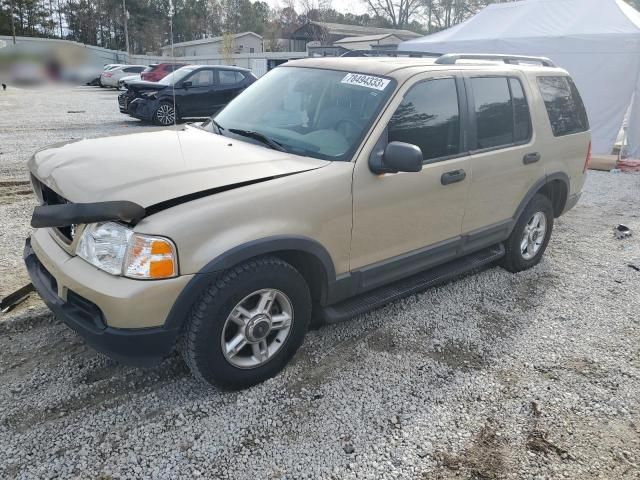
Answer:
[341, 73, 390, 91]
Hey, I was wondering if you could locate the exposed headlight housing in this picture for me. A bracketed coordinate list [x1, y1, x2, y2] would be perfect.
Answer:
[142, 90, 158, 99]
[76, 222, 177, 279]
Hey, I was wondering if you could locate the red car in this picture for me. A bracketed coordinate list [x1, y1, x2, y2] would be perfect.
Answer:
[140, 63, 188, 82]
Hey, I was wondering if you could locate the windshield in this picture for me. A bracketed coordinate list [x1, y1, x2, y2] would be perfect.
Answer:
[212, 67, 395, 161]
[158, 67, 194, 85]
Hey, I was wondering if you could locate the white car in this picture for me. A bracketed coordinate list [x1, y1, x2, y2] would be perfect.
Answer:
[100, 65, 147, 88]
[118, 74, 141, 90]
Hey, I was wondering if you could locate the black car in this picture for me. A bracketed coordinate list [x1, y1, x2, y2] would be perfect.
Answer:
[119, 65, 257, 126]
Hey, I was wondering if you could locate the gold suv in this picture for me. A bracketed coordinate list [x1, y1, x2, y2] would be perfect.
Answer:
[25, 53, 591, 388]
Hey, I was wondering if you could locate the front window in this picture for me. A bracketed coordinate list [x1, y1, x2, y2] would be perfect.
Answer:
[158, 67, 195, 85]
[211, 67, 396, 160]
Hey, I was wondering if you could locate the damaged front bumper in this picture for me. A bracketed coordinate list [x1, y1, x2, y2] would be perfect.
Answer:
[23, 231, 192, 366]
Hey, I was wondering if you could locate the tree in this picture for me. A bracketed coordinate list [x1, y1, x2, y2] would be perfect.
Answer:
[364, 0, 422, 28]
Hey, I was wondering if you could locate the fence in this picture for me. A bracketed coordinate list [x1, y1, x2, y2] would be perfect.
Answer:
[0, 35, 307, 78]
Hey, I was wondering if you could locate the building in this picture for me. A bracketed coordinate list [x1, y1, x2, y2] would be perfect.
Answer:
[160, 32, 263, 57]
[289, 21, 422, 52]
[333, 33, 404, 51]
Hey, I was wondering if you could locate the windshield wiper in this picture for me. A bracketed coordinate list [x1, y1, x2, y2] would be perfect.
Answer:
[228, 128, 287, 152]
[211, 119, 225, 134]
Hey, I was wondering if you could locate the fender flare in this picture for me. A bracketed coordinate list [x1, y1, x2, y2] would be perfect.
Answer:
[511, 172, 570, 228]
[163, 236, 336, 330]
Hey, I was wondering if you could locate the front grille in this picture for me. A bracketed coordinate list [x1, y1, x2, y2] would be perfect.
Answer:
[32, 177, 75, 243]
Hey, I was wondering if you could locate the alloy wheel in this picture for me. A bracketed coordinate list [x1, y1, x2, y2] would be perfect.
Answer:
[221, 289, 294, 369]
[156, 104, 175, 125]
[520, 211, 547, 260]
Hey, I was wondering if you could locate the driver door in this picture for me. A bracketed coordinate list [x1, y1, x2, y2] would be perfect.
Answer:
[179, 68, 215, 117]
[350, 75, 471, 289]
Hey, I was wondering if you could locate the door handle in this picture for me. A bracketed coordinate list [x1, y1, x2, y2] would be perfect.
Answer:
[523, 152, 541, 164]
[441, 169, 466, 185]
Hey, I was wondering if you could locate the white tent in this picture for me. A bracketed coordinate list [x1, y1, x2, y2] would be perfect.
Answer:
[402, 0, 640, 158]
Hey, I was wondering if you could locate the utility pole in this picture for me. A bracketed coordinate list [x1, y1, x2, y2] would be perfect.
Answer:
[122, 0, 130, 56]
[9, 0, 17, 44]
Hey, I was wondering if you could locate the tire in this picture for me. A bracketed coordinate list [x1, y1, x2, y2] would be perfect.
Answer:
[501, 193, 554, 273]
[180, 256, 312, 389]
[153, 101, 177, 126]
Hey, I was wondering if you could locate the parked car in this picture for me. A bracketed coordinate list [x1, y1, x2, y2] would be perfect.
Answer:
[141, 63, 188, 82]
[118, 74, 141, 90]
[97, 64, 124, 87]
[100, 65, 147, 88]
[25, 53, 590, 389]
[119, 65, 256, 125]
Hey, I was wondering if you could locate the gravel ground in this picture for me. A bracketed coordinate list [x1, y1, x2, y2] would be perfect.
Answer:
[1, 87, 640, 480]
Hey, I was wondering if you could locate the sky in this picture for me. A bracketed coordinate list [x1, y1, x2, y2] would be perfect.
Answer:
[263, 0, 369, 16]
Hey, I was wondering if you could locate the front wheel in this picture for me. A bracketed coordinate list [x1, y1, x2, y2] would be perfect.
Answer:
[180, 256, 311, 389]
[153, 102, 177, 126]
[501, 194, 554, 273]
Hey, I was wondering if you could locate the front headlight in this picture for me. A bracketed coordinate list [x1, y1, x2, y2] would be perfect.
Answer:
[142, 90, 158, 99]
[76, 222, 177, 279]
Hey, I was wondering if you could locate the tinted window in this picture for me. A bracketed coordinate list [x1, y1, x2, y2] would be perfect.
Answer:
[388, 78, 460, 161]
[537, 76, 589, 136]
[188, 69, 214, 87]
[472, 77, 514, 149]
[510, 78, 531, 143]
[219, 71, 243, 85]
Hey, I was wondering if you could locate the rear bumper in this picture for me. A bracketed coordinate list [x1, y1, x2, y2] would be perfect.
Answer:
[24, 235, 190, 366]
[562, 192, 581, 215]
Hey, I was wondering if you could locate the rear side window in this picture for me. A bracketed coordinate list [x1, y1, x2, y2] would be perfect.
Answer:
[471, 77, 531, 149]
[388, 78, 460, 161]
[537, 76, 589, 136]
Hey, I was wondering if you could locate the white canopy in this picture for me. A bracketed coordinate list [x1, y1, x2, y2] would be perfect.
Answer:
[402, 0, 640, 157]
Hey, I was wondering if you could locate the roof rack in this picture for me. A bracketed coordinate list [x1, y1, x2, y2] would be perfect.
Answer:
[341, 49, 442, 58]
[434, 53, 556, 67]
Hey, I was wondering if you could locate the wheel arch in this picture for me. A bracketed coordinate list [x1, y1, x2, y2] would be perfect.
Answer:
[163, 236, 337, 331]
[513, 172, 570, 224]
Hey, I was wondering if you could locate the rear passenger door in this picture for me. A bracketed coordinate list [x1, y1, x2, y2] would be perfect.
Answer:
[461, 74, 544, 237]
[216, 70, 247, 109]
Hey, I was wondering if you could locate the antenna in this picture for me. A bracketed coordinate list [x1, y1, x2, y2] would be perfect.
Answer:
[169, 0, 177, 126]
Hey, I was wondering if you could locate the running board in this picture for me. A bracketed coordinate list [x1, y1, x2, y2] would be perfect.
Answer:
[320, 244, 505, 324]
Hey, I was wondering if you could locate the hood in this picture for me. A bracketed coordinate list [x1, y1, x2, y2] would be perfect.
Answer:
[29, 126, 329, 209]
[127, 80, 168, 92]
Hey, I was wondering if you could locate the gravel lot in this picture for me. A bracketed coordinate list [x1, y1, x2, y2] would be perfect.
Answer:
[1, 86, 639, 480]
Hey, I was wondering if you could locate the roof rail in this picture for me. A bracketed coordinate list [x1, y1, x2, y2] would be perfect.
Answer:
[341, 49, 442, 58]
[434, 53, 556, 67]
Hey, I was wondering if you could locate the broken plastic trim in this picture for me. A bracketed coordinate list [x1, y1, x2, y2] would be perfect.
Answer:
[31, 201, 146, 228]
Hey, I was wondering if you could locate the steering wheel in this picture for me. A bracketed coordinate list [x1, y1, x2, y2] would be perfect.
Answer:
[335, 118, 360, 142]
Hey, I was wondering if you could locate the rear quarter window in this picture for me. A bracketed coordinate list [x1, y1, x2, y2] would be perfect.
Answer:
[537, 76, 589, 136]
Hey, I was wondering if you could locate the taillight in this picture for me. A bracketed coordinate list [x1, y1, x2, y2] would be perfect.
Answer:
[104, 73, 112, 77]
[583, 141, 592, 173]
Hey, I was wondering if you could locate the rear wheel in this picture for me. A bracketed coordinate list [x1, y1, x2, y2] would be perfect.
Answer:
[501, 194, 554, 272]
[153, 102, 177, 126]
[180, 256, 311, 389]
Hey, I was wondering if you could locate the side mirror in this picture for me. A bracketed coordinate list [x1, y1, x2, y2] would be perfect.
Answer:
[182, 81, 192, 88]
[370, 141, 423, 174]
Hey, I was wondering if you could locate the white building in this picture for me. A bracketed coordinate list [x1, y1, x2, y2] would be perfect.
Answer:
[161, 32, 263, 57]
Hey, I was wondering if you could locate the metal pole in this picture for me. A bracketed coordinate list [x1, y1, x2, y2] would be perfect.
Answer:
[9, 0, 17, 45]
[122, 0, 130, 57]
